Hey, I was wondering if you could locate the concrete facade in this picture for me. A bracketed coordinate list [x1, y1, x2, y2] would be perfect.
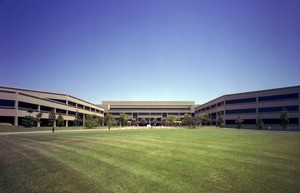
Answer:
[1, 85, 299, 130]
[101, 101, 195, 125]
[0, 86, 104, 127]
[195, 86, 300, 130]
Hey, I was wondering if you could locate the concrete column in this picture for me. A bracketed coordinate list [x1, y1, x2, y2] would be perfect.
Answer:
[14, 116, 18, 126]
[37, 105, 41, 127]
[66, 120, 68, 127]
[14, 94, 18, 126]
[54, 108, 57, 127]
[83, 114, 85, 126]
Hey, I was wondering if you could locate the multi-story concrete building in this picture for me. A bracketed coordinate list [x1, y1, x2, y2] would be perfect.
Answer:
[101, 101, 195, 125]
[195, 85, 300, 130]
[1, 85, 299, 129]
[0, 86, 104, 127]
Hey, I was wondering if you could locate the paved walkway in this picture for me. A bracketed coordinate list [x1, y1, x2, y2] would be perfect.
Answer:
[0, 128, 106, 136]
[0, 126, 179, 136]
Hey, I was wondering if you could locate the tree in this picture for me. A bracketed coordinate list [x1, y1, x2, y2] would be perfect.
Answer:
[216, 112, 224, 127]
[257, 116, 264, 130]
[22, 116, 36, 127]
[161, 118, 167, 126]
[235, 116, 243, 129]
[48, 108, 56, 132]
[183, 113, 192, 128]
[22, 108, 36, 127]
[280, 107, 289, 130]
[105, 113, 116, 130]
[98, 116, 104, 126]
[57, 113, 64, 128]
[199, 113, 210, 126]
[192, 116, 200, 127]
[27, 108, 34, 116]
[131, 118, 137, 126]
[140, 118, 146, 126]
[166, 115, 176, 126]
[119, 113, 129, 127]
[36, 111, 43, 125]
[85, 114, 98, 128]
[152, 118, 157, 126]
[74, 110, 80, 126]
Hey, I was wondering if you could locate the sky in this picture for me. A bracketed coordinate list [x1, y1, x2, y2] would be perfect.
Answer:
[1, 0, 300, 105]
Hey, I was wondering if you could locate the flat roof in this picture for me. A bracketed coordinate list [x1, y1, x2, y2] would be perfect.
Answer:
[102, 101, 195, 105]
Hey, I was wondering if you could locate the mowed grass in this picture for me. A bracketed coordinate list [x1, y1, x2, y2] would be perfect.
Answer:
[0, 125, 108, 132]
[1, 128, 300, 193]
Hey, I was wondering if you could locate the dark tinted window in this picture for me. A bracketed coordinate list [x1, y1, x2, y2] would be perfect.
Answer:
[139, 113, 149, 115]
[0, 100, 15, 107]
[289, 118, 299, 124]
[263, 118, 298, 125]
[151, 113, 162, 115]
[68, 111, 76, 115]
[263, 119, 280, 124]
[40, 106, 52, 112]
[226, 108, 256, 114]
[258, 93, 298, 102]
[258, 106, 298, 113]
[68, 101, 76, 107]
[226, 120, 235, 124]
[56, 108, 66, 114]
[244, 119, 256, 124]
[18, 101, 38, 110]
[226, 98, 256, 105]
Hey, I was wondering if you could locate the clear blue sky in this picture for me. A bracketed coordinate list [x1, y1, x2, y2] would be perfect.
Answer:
[1, 0, 300, 104]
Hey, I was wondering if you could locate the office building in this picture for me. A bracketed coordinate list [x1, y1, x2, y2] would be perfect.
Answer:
[0, 86, 104, 127]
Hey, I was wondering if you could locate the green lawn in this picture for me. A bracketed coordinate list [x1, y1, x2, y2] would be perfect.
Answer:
[0, 125, 108, 132]
[1, 128, 300, 193]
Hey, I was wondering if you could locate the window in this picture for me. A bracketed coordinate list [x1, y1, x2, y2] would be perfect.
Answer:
[226, 98, 256, 105]
[211, 113, 216, 119]
[18, 101, 38, 110]
[226, 108, 256, 114]
[139, 113, 149, 116]
[289, 118, 299, 124]
[56, 108, 67, 114]
[258, 93, 298, 102]
[40, 106, 52, 112]
[243, 119, 256, 124]
[68, 101, 76, 107]
[217, 102, 224, 106]
[68, 111, 76, 115]
[226, 120, 235, 124]
[263, 119, 280, 124]
[0, 100, 15, 107]
[258, 106, 298, 113]
[151, 113, 162, 115]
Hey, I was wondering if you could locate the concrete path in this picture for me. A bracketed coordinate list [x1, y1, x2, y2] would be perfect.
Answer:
[0, 128, 108, 136]
[0, 126, 179, 136]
